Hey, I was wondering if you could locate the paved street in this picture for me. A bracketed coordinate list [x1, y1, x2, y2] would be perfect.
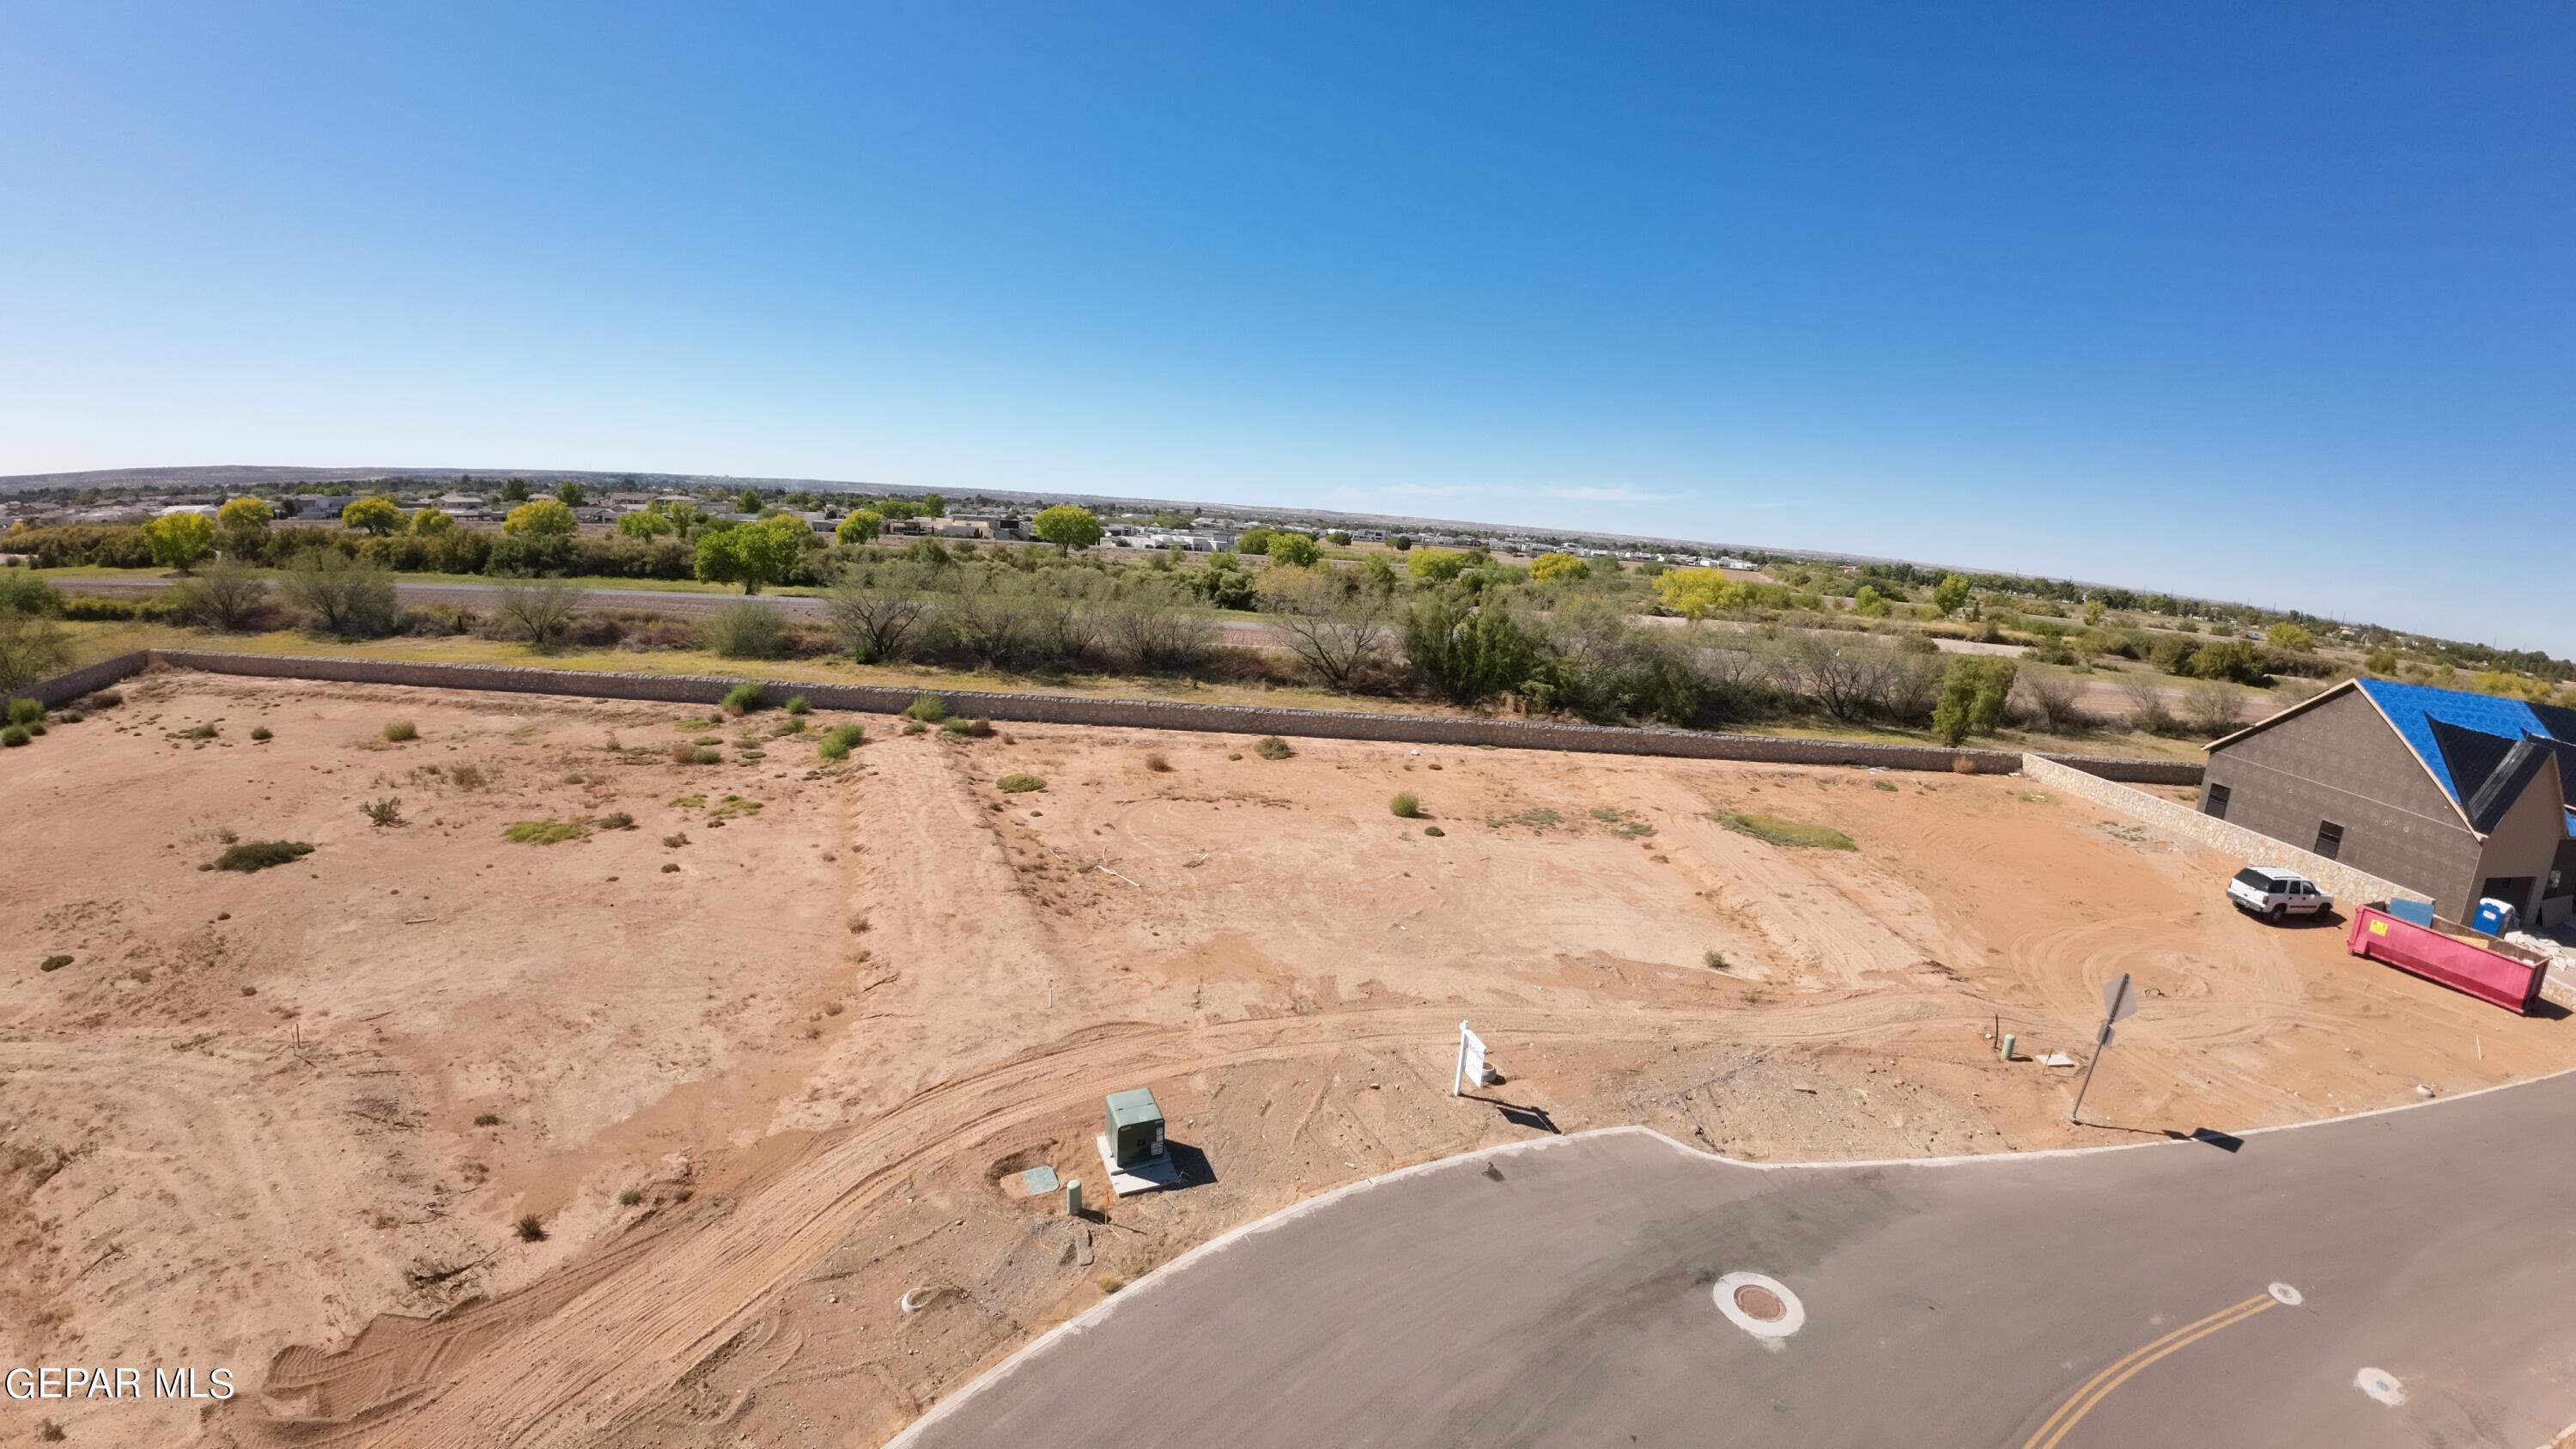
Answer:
[894, 1075, 2576, 1449]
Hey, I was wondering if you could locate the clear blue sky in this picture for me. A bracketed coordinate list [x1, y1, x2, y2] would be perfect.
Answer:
[3, 3, 2568, 654]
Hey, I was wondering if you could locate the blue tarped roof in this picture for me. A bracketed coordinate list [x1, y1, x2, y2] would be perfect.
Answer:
[2354, 679, 2576, 837]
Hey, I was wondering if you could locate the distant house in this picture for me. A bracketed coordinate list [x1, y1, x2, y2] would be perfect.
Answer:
[2200, 679, 2574, 926]
[156, 504, 217, 517]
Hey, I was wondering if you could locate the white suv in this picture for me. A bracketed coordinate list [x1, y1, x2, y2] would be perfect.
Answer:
[2227, 867, 2332, 923]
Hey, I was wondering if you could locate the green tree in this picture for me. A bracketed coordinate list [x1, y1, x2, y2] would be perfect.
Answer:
[2364, 647, 2398, 675]
[735, 489, 762, 514]
[1362, 553, 1399, 593]
[2188, 639, 2265, 685]
[341, 497, 406, 536]
[1234, 526, 1276, 557]
[500, 477, 532, 502]
[2083, 598, 2108, 626]
[695, 514, 809, 594]
[1265, 532, 1323, 568]
[1389, 535, 1413, 551]
[1032, 504, 1104, 555]
[835, 509, 884, 545]
[1406, 548, 1468, 584]
[556, 480, 586, 506]
[1932, 573, 1971, 618]
[503, 498, 579, 538]
[1853, 584, 1891, 618]
[2265, 621, 2316, 653]
[1528, 551, 1590, 585]
[1653, 568, 1739, 620]
[917, 493, 946, 517]
[143, 512, 217, 571]
[409, 507, 455, 535]
[1326, 530, 1352, 546]
[615, 508, 671, 539]
[216, 496, 273, 536]
[1930, 657, 2019, 745]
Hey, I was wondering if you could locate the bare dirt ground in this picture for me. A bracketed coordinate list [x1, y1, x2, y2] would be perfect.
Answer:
[4, 670, 2567, 1448]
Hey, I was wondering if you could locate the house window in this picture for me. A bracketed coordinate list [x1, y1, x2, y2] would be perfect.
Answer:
[2204, 783, 2230, 819]
[2314, 821, 2344, 861]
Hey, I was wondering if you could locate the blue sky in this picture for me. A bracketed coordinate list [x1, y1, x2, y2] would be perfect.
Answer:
[3, 3, 2568, 653]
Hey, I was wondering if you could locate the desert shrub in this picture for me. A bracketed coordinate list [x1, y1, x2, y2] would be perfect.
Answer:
[785, 695, 810, 715]
[720, 680, 765, 715]
[0, 609, 74, 693]
[824, 559, 936, 662]
[1388, 791, 1421, 819]
[515, 1215, 547, 1242]
[449, 763, 488, 789]
[617, 1188, 644, 1207]
[493, 575, 588, 647]
[997, 772, 1045, 794]
[6, 697, 42, 727]
[598, 811, 636, 830]
[1423, 825, 1444, 837]
[941, 716, 993, 738]
[2186, 639, 2267, 685]
[691, 746, 722, 764]
[1402, 592, 1540, 705]
[1713, 811, 1854, 850]
[1144, 751, 1172, 772]
[58, 594, 139, 621]
[1253, 736, 1293, 760]
[472, 1112, 501, 1126]
[706, 602, 791, 660]
[361, 797, 407, 827]
[1702, 949, 1728, 971]
[902, 720, 927, 734]
[2118, 673, 2180, 734]
[41, 953, 72, 971]
[0, 570, 64, 615]
[166, 557, 272, 630]
[817, 722, 866, 760]
[282, 550, 399, 637]
[179, 722, 216, 739]
[85, 689, 122, 709]
[661, 831, 689, 848]
[53, 707, 82, 723]
[503, 818, 590, 844]
[383, 719, 418, 742]
[2183, 681, 2246, 737]
[3, 726, 32, 747]
[2012, 669, 2090, 734]
[905, 692, 949, 724]
[251, 725, 273, 741]
[213, 840, 313, 872]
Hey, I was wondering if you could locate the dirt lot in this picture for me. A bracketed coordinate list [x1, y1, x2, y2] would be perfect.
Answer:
[4, 670, 2567, 1448]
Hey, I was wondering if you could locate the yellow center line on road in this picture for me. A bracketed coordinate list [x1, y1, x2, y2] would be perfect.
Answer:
[2020, 1294, 2279, 1449]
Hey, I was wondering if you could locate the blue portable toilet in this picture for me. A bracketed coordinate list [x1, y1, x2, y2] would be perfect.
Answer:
[2470, 898, 2520, 936]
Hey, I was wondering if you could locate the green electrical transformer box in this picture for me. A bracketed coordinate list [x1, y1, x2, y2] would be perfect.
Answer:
[1104, 1088, 1167, 1166]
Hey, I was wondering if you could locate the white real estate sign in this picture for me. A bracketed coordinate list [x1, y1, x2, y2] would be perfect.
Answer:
[1453, 1021, 1487, 1097]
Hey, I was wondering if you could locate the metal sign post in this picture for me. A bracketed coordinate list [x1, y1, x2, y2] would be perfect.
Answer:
[1453, 1021, 1487, 1097]
[2069, 973, 2137, 1124]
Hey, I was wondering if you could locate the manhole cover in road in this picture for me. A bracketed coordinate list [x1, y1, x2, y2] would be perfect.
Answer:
[1712, 1271, 1806, 1342]
[1732, 1284, 1787, 1321]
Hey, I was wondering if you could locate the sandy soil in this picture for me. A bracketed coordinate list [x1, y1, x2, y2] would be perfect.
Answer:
[3, 670, 2566, 1448]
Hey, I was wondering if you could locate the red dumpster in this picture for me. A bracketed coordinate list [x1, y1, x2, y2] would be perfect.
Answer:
[2347, 904, 2549, 1015]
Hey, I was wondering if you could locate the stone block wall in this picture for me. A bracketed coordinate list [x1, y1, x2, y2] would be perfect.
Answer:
[11, 650, 152, 709]
[2021, 753, 2427, 906]
[24, 647, 2198, 783]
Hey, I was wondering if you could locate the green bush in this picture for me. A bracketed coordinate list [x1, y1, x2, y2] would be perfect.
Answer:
[817, 722, 866, 761]
[40, 953, 72, 971]
[1712, 811, 1854, 850]
[3, 724, 34, 747]
[213, 840, 314, 872]
[382, 719, 418, 742]
[941, 716, 994, 738]
[6, 697, 42, 727]
[503, 818, 590, 844]
[785, 695, 811, 715]
[1253, 736, 1293, 760]
[1422, 825, 1444, 837]
[998, 772, 1045, 794]
[905, 692, 949, 724]
[58, 595, 139, 621]
[251, 726, 272, 741]
[720, 680, 765, 715]
[1389, 791, 1421, 819]
[707, 602, 791, 660]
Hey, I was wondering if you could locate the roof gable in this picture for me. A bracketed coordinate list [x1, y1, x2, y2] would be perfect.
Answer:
[2351, 679, 2562, 801]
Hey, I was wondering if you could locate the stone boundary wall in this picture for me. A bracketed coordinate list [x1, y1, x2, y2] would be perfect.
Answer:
[14, 650, 153, 708]
[22, 648, 2194, 782]
[2020, 753, 2427, 906]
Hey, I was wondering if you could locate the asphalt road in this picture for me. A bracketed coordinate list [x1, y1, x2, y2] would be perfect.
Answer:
[892, 1074, 2576, 1449]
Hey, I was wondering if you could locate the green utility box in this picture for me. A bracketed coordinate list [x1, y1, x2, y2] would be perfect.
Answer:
[1103, 1088, 1167, 1166]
